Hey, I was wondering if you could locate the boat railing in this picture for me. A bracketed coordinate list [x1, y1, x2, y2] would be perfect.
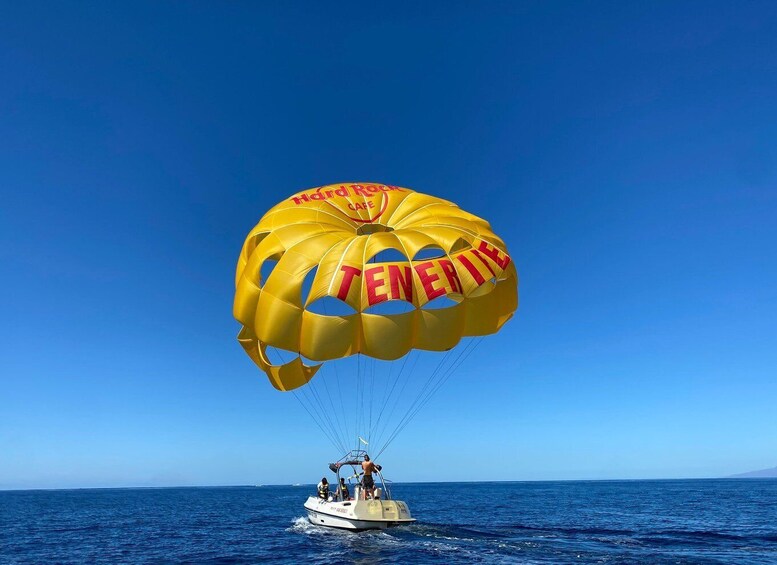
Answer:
[328, 449, 393, 501]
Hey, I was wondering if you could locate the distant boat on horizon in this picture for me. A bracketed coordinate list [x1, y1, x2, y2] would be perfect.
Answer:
[729, 465, 777, 478]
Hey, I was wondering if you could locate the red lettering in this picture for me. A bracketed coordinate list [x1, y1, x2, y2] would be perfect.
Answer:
[471, 249, 497, 277]
[337, 265, 362, 301]
[477, 241, 511, 269]
[352, 184, 396, 196]
[388, 265, 413, 302]
[292, 193, 309, 205]
[365, 266, 388, 305]
[456, 254, 486, 285]
[414, 262, 445, 301]
[348, 201, 375, 211]
[439, 259, 462, 294]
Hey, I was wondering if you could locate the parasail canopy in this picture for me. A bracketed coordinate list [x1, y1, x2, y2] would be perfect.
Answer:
[234, 183, 518, 393]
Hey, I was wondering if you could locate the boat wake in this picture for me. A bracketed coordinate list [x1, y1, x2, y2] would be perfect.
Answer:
[287, 516, 513, 561]
[287, 516, 326, 535]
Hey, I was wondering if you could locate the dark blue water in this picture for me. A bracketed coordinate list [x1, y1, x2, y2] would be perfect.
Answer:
[2, 480, 776, 564]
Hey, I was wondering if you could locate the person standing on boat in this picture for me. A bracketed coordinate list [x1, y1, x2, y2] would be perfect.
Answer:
[317, 477, 329, 500]
[361, 454, 382, 499]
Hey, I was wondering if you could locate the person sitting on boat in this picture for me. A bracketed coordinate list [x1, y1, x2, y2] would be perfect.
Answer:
[317, 477, 329, 500]
[338, 478, 350, 500]
[361, 454, 382, 499]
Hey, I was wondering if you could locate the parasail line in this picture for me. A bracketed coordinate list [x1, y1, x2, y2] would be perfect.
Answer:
[376, 337, 484, 459]
[369, 350, 409, 449]
[319, 297, 351, 450]
[291, 390, 344, 453]
[373, 344, 459, 454]
[371, 349, 422, 452]
[297, 380, 347, 454]
[371, 349, 424, 452]
[306, 367, 348, 454]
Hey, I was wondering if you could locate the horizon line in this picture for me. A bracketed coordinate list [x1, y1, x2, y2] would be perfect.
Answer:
[4, 476, 774, 492]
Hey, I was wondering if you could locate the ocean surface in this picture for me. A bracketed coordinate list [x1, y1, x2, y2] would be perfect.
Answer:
[2, 479, 776, 564]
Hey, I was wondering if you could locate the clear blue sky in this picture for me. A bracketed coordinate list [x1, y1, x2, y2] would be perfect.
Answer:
[2, 2, 776, 489]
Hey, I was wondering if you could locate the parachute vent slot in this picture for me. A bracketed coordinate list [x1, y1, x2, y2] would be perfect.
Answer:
[448, 238, 472, 254]
[306, 296, 358, 316]
[357, 223, 394, 235]
[246, 232, 270, 257]
[412, 246, 446, 261]
[259, 258, 279, 288]
[366, 247, 409, 264]
[363, 300, 416, 315]
[420, 295, 460, 310]
[300, 266, 319, 306]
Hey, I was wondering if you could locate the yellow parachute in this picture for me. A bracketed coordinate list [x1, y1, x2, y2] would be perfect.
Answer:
[234, 183, 518, 393]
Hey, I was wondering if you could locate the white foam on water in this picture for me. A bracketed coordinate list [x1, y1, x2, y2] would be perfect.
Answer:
[287, 516, 398, 542]
[417, 540, 459, 552]
[286, 516, 323, 535]
[403, 522, 476, 542]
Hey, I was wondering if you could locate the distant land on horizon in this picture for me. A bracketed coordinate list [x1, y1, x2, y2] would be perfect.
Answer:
[729, 466, 777, 478]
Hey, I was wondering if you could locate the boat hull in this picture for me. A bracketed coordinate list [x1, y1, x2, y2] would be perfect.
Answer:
[303, 496, 415, 531]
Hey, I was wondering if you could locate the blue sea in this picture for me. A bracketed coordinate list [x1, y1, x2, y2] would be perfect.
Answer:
[2, 480, 776, 564]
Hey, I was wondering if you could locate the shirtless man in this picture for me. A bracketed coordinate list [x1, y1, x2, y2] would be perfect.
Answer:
[361, 454, 382, 499]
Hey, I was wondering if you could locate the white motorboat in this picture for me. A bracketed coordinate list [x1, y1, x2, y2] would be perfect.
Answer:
[304, 450, 415, 531]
